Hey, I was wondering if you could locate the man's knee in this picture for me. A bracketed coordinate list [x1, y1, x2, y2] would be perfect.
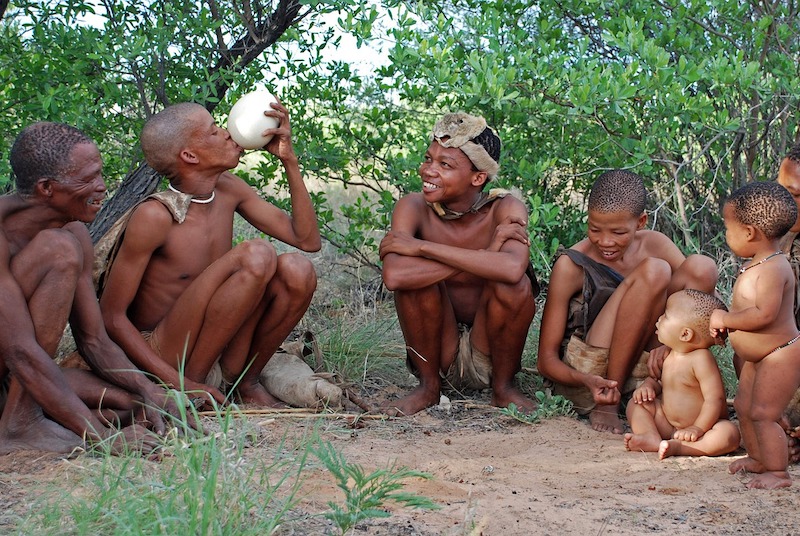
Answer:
[394, 284, 444, 316]
[485, 276, 535, 311]
[276, 253, 317, 296]
[25, 229, 84, 275]
[233, 239, 278, 281]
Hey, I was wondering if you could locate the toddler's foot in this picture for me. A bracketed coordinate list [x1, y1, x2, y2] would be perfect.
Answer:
[747, 471, 792, 489]
[729, 456, 765, 475]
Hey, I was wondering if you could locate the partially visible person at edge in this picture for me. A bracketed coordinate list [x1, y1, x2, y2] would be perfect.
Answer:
[97, 99, 320, 408]
[379, 112, 539, 417]
[0, 122, 183, 456]
[710, 181, 800, 489]
[537, 169, 718, 434]
[773, 143, 800, 461]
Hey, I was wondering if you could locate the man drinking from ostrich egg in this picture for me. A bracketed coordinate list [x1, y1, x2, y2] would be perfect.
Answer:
[96, 95, 321, 408]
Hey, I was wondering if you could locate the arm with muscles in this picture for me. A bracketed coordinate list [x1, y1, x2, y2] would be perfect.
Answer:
[380, 195, 461, 290]
[709, 270, 788, 335]
[672, 353, 727, 442]
[0, 241, 113, 443]
[381, 196, 531, 290]
[537, 255, 621, 405]
[235, 100, 321, 252]
[67, 224, 191, 433]
[99, 205, 224, 404]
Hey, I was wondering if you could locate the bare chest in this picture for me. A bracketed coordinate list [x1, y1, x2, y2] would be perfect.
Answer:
[419, 211, 496, 249]
[153, 209, 235, 278]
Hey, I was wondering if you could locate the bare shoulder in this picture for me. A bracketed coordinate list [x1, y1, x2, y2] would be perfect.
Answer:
[125, 198, 175, 245]
[391, 193, 427, 225]
[216, 171, 257, 198]
[395, 192, 427, 212]
[548, 250, 584, 294]
[63, 220, 93, 246]
[495, 194, 527, 211]
[637, 230, 683, 258]
[691, 348, 723, 378]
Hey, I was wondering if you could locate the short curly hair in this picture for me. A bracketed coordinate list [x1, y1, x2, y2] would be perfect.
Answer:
[588, 169, 647, 216]
[725, 181, 797, 239]
[786, 142, 800, 164]
[9, 122, 93, 195]
[677, 289, 728, 346]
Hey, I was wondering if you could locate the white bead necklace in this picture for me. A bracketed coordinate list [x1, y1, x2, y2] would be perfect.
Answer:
[168, 183, 215, 204]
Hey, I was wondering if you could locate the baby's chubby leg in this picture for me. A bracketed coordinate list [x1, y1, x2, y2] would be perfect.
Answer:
[742, 349, 800, 489]
[658, 420, 740, 460]
[624, 397, 673, 453]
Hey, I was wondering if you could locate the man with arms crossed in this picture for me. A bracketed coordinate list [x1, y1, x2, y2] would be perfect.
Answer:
[380, 112, 538, 416]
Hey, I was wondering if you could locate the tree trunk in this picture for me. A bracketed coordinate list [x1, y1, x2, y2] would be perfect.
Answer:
[89, 163, 163, 243]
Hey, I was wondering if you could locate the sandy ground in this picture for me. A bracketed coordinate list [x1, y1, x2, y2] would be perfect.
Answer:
[277, 396, 800, 535]
[2, 390, 799, 535]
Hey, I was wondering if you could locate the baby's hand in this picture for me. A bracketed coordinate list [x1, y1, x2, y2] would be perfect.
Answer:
[632, 384, 656, 404]
[673, 426, 704, 442]
[709, 309, 727, 338]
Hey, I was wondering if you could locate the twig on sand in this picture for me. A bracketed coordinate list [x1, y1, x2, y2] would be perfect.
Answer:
[344, 387, 375, 413]
[197, 407, 391, 420]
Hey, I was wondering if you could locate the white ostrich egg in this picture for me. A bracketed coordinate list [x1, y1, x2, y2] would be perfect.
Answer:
[226, 91, 280, 149]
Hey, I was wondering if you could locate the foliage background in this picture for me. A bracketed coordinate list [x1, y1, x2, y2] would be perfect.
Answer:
[1, 0, 799, 278]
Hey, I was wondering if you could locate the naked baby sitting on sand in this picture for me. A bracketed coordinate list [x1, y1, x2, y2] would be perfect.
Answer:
[624, 289, 740, 459]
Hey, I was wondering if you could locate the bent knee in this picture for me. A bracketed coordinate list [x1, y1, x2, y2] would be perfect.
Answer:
[276, 253, 317, 294]
[681, 254, 718, 291]
[233, 239, 278, 280]
[485, 276, 535, 310]
[749, 402, 785, 423]
[36, 229, 85, 273]
[631, 257, 672, 291]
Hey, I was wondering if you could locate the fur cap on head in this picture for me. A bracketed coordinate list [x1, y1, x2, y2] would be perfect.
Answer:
[432, 113, 501, 180]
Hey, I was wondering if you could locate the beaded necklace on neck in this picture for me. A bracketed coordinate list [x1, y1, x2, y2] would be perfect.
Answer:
[738, 251, 783, 274]
[168, 183, 215, 204]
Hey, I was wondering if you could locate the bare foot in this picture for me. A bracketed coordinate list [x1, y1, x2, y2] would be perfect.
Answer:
[658, 439, 681, 460]
[0, 414, 83, 455]
[729, 456, 765, 475]
[590, 404, 624, 434]
[623, 432, 660, 452]
[381, 385, 440, 417]
[235, 381, 287, 408]
[747, 471, 792, 489]
[492, 386, 537, 413]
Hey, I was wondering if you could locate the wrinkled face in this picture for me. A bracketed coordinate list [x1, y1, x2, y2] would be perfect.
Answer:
[722, 203, 752, 258]
[586, 209, 646, 262]
[777, 158, 800, 233]
[418, 141, 484, 206]
[49, 142, 106, 223]
[186, 107, 243, 170]
[655, 292, 690, 347]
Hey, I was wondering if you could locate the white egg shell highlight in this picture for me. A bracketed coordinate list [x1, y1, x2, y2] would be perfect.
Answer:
[227, 91, 280, 149]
